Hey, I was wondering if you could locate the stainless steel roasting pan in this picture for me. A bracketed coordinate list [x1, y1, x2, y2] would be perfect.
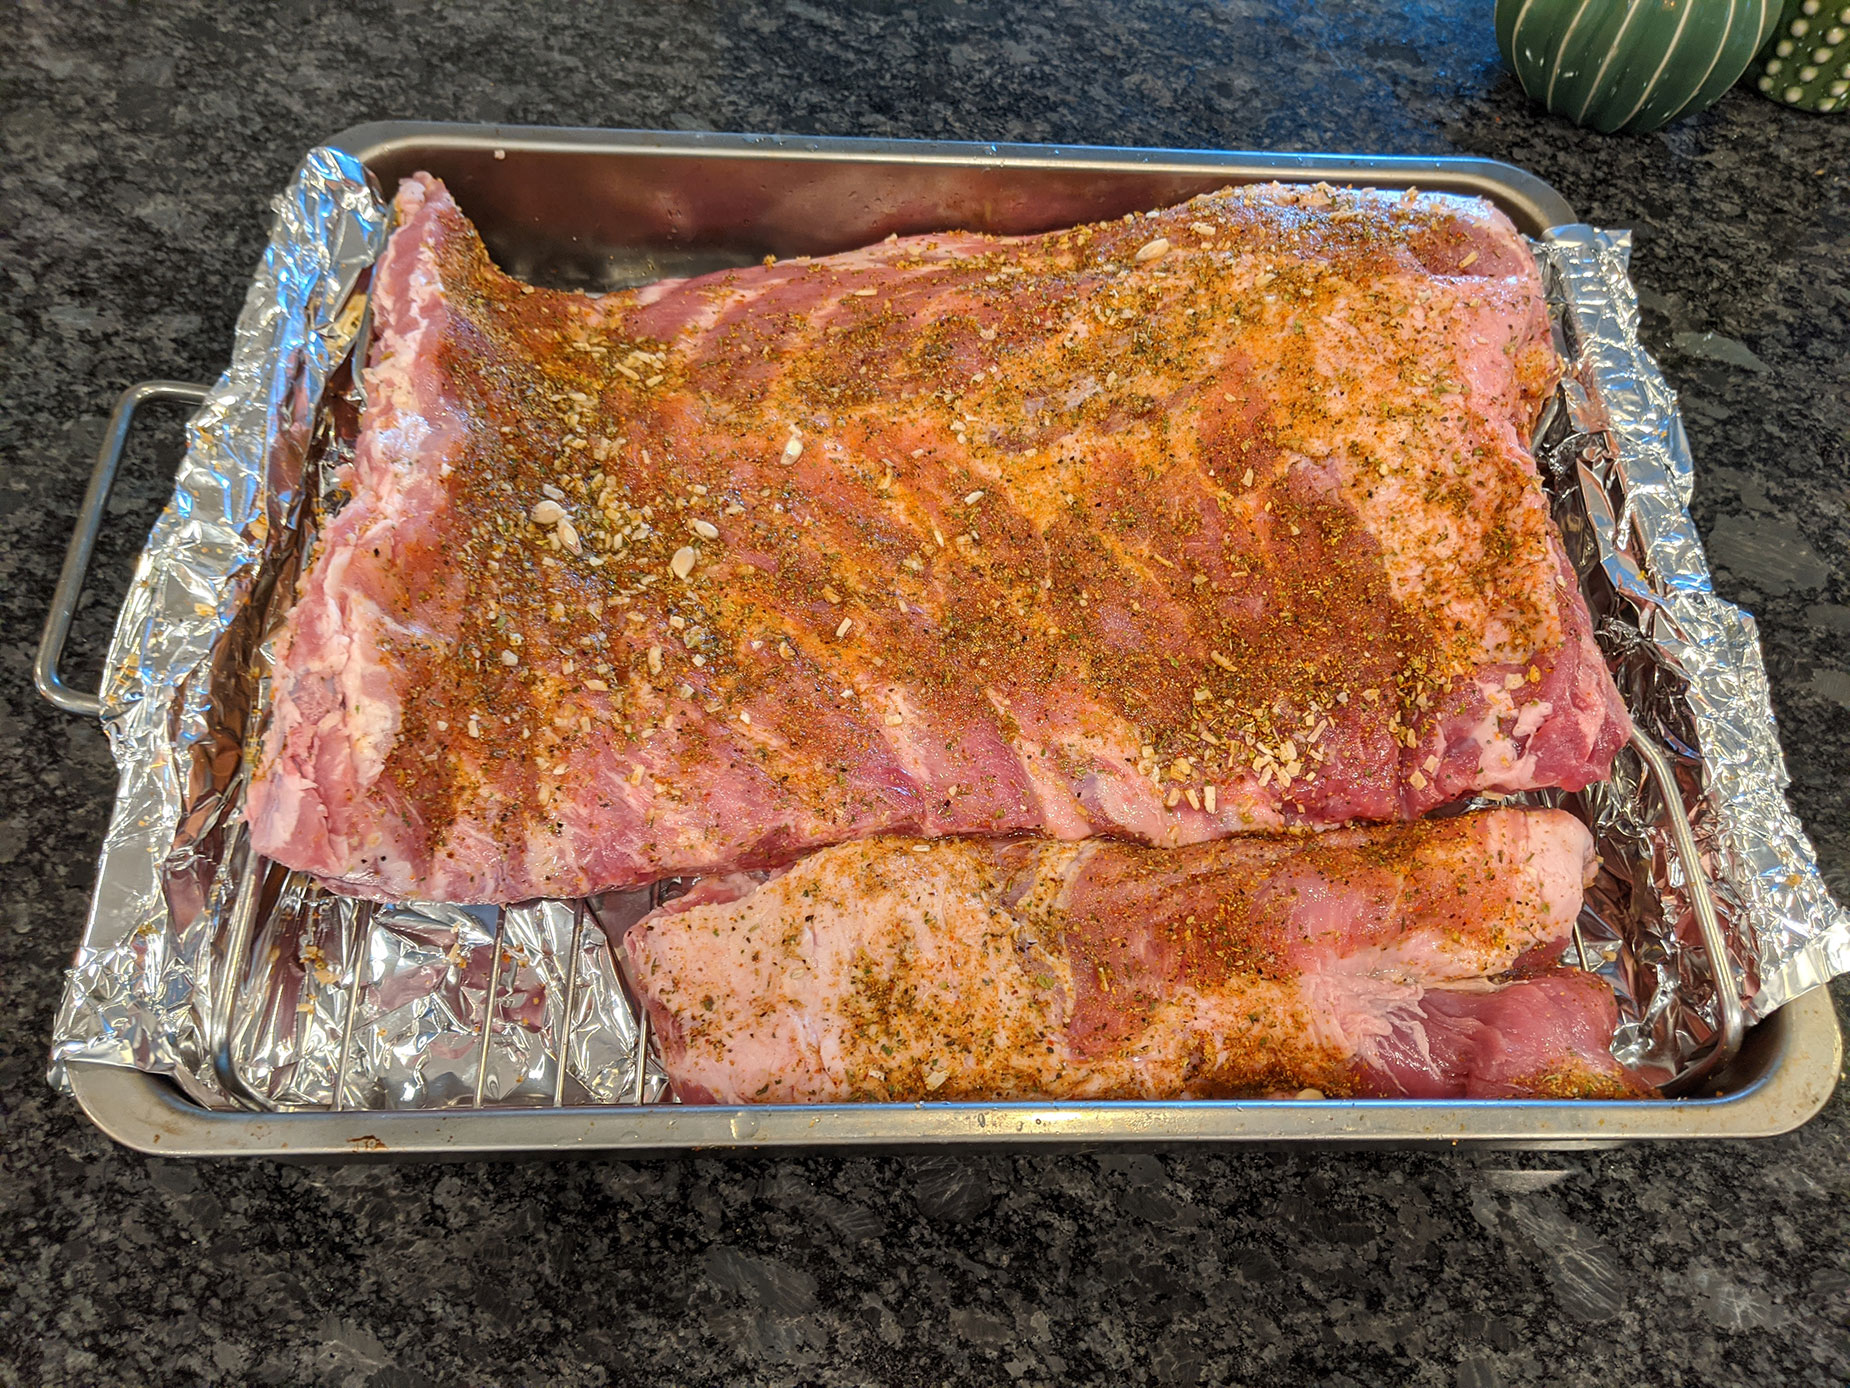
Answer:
[44, 123, 1842, 1157]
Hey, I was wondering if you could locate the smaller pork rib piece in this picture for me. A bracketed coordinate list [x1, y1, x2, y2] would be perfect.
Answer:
[624, 808, 1648, 1103]
[251, 174, 1630, 903]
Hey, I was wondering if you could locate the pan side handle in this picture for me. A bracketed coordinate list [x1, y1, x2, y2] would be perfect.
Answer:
[35, 380, 211, 717]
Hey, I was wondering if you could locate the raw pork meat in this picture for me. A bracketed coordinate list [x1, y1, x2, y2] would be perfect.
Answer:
[624, 808, 1647, 1103]
[249, 174, 1629, 902]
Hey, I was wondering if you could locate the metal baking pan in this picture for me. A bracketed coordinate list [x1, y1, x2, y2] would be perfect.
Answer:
[61, 987, 1839, 1157]
[45, 123, 1843, 1156]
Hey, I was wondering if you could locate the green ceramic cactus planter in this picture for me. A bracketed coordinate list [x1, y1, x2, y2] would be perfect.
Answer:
[1751, 0, 1850, 111]
[1497, 0, 1783, 133]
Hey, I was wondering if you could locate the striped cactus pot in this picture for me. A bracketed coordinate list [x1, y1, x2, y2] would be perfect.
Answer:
[1497, 0, 1784, 133]
[1753, 0, 1850, 111]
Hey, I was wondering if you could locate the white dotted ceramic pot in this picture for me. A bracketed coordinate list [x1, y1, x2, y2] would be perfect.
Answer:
[1752, 0, 1850, 110]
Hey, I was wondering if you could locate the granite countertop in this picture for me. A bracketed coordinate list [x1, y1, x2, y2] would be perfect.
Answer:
[3, 2, 1847, 1384]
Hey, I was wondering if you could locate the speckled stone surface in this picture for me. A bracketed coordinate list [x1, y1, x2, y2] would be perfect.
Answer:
[3, 3, 1848, 1385]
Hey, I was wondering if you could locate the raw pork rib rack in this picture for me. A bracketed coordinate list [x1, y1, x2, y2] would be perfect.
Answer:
[624, 809, 1650, 1103]
[248, 174, 1629, 905]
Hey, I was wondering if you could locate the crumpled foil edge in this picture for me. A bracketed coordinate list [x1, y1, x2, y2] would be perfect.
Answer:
[1541, 226, 1850, 1023]
[47, 148, 386, 1095]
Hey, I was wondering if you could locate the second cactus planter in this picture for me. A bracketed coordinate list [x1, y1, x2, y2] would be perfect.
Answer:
[1751, 0, 1850, 111]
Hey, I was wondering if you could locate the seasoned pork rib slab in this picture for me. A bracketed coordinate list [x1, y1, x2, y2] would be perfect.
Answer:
[249, 174, 1629, 903]
[625, 809, 1646, 1103]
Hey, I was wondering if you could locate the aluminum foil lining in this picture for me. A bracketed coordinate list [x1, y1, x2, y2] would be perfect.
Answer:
[47, 149, 1850, 1108]
[1538, 226, 1849, 1064]
[49, 148, 386, 1103]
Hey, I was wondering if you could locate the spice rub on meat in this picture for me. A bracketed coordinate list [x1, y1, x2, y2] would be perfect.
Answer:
[624, 808, 1649, 1103]
[248, 173, 1629, 903]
